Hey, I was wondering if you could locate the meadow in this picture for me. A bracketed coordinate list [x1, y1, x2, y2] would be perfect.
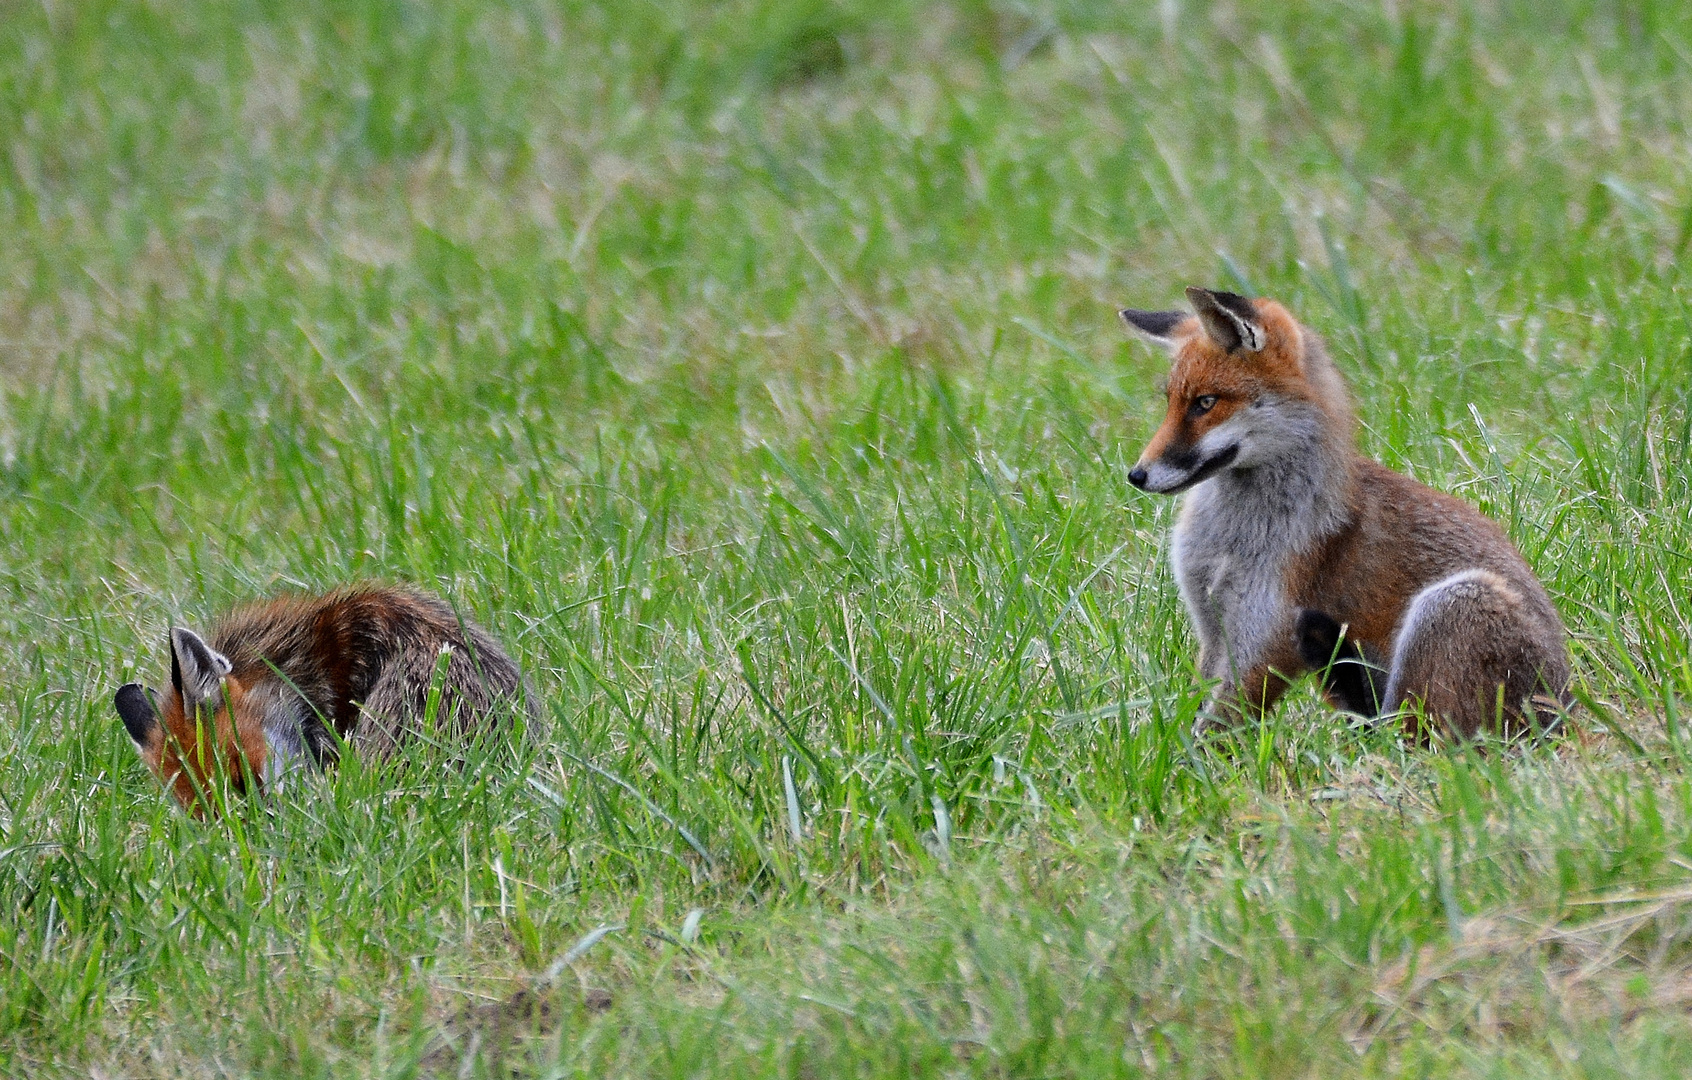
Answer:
[2, 0, 1692, 1075]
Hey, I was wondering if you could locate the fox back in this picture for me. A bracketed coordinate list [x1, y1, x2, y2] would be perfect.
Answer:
[1121, 287, 1569, 739]
[114, 584, 532, 813]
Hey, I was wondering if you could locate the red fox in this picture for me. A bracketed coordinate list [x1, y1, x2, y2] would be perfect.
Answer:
[1120, 287, 1569, 739]
[113, 584, 532, 813]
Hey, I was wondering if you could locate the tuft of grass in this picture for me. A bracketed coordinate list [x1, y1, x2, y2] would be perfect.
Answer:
[2, 0, 1692, 1075]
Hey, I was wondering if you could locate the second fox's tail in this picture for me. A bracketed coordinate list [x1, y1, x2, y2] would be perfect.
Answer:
[1295, 609, 1385, 717]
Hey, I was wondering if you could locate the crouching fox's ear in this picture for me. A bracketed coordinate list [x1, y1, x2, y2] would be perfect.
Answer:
[1186, 286, 1264, 353]
[115, 683, 159, 746]
[170, 627, 232, 706]
[1119, 308, 1190, 352]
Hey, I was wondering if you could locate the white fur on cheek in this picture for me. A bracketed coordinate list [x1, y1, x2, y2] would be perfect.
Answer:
[1221, 396, 1330, 470]
[1197, 415, 1247, 458]
[261, 728, 301, 794]
[245, 680, 308, 796]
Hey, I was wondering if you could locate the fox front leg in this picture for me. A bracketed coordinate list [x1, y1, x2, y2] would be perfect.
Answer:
[1196, 663, 1295, 738]
[1191, 638, 1234, 734]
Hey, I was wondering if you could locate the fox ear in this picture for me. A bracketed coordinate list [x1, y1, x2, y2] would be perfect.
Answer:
[1119, 308, 1190, 352]
[115, 683, 160, 746]
[1185, 286, 1264, 353]
[170, 627, 231, 707]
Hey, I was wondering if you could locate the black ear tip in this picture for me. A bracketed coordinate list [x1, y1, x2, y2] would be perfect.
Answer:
[115, 682, 158, 744]
[1119, 308, 1189, 341]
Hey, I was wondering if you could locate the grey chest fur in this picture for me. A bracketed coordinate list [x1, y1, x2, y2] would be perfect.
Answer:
[1169, 469, 1346, 681]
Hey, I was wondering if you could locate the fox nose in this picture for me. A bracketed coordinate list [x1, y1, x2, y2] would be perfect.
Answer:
[1128, 465, 1149, 489]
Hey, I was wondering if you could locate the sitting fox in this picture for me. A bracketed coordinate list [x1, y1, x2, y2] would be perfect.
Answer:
[113, 584, 532, 813]
[1120, 287, 1569, 739]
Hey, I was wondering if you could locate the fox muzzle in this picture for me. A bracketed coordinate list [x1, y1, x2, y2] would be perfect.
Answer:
[1132, 443, 1240, 495]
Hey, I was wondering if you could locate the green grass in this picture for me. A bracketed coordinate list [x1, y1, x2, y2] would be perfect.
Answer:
[3, 0, 1692, 1075]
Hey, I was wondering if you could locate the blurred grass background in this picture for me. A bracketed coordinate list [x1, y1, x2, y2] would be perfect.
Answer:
[3, 0, 1692, 1075]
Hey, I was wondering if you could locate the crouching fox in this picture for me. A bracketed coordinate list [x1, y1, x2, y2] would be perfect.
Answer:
[1120, 287, 1569, 739]
[114, 584, 533, 813]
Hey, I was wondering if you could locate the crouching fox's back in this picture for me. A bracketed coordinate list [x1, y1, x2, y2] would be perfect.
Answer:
[114, 583, 533, 813]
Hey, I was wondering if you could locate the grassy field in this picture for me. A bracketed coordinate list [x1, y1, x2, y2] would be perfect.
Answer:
[3, 0, 1692, 1075]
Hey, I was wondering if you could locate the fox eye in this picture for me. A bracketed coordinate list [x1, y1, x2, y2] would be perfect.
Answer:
[1192, 395, 1218, 415]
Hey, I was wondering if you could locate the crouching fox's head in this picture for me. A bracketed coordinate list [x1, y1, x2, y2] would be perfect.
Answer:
[1119, 287, 1353, 495]
[114, 627, 270, 816]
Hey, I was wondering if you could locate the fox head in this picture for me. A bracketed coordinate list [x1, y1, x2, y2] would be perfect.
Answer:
[114, 627, 270, 815]
[1120, 286, 1352, 495]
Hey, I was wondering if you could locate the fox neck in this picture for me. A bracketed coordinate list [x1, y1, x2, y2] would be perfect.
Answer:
[1194, 425, 1356, 552]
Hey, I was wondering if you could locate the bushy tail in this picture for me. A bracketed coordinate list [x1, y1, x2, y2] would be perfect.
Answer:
[1383, 569, 1568, 739]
